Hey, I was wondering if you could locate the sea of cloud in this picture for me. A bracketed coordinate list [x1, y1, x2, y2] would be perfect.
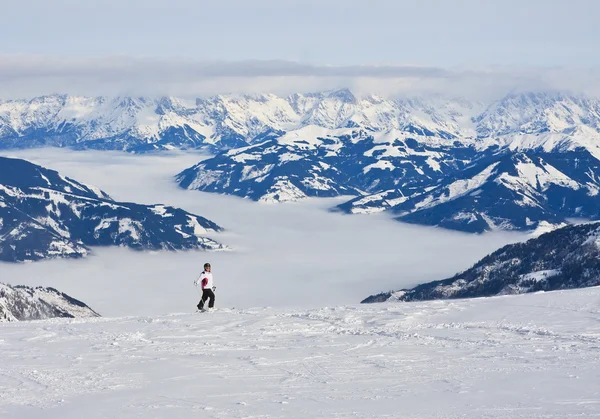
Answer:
[0, 149, 528, 316]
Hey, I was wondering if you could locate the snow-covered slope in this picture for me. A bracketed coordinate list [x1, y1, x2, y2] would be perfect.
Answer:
[0, 95, 209, 151]
[345, 150, 600, 232]
[2, 91, 599, 156]
[176, 126, 476, 202]
[0, 282, 99, 322]
[0, 156, 226, 262]
[1, 289, 600, 418]
[475, 92, 600, 138]
[0, 91, 479, 152]
[362, 221, 600, 303]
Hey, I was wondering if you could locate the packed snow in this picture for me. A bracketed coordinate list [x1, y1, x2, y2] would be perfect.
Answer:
[2, 288, 600, 418]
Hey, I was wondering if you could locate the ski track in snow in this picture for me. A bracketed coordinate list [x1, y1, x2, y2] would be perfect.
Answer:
[2, 289, 600, 418]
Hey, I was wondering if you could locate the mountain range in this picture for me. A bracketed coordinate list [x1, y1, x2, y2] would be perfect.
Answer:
[340, 149, 600, 232]
[0, 90, 480, 152]
[3, 90, 600, 232]
[176, 92, 600, 232]
[0, 156, 226, 262]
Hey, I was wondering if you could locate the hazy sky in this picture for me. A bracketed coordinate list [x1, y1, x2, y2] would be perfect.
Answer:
[4, 0, 599, 66]
[2, 0, 599, 98]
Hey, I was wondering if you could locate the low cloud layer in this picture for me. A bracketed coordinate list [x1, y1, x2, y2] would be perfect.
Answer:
[2, 55, 600, 101]
[0, 148, 527, 316]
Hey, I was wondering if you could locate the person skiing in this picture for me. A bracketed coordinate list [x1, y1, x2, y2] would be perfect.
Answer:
[194, 262, 215, 311]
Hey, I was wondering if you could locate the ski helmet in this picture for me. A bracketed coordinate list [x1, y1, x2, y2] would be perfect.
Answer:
[204, 262, 211, 269]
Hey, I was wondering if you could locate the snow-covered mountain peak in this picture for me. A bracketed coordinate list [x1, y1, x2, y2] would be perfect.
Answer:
[0, 283, 99, 322]
[3, 90, 598, 153]
[326, 88, 357, 103]
[0, 156, 111, 200]
[0, 156, 227, 262]
[154, 96, 193, 115]
[475, 91, 600, 137]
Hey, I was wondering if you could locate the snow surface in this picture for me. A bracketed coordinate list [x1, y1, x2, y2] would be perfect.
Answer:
[2, 288, 600, 418]
[413, 162, 500, 212]
[258, 179, 307, 203]
[518, 269, 560, 284]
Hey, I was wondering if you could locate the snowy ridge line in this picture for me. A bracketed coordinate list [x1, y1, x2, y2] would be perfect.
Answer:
[0, 156, 228, 262]
[363, 221, 600, 303]
[0, 282, 99, 322]
[2, 90, 600, 154]
[339, 149, 600, 233]
[0, 90, 479, 152]
[2, 288, 600, 417]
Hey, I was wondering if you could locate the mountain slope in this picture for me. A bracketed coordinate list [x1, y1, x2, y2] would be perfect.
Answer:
[0, 156, 226, 262]
[0, 282, 99, 321]
[362, 221, 600, 303]
[2, 91, 599, 156]
[176, 126, 478, 202]
[0, 91, 479, 153]
[475, 92, 600, 138]
[346, 150, 600, 233]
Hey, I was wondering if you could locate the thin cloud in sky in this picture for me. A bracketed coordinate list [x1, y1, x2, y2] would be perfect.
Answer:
[2, 0, 600, 100]
[1, 55, 600, 100]
[3, 0, 600, 67]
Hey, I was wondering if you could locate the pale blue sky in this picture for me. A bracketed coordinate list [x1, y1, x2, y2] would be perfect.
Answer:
[3, 0, 599, 67]
[1, 0, 599, 98]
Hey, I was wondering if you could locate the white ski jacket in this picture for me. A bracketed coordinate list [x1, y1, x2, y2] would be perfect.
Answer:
[196, 271, 214, 290]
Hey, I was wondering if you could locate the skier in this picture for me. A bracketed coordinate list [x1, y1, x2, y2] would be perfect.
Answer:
[194, 262, 215, 311]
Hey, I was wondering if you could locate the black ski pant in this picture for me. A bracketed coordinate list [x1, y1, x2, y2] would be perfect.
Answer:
[198, 288, 215, 309]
